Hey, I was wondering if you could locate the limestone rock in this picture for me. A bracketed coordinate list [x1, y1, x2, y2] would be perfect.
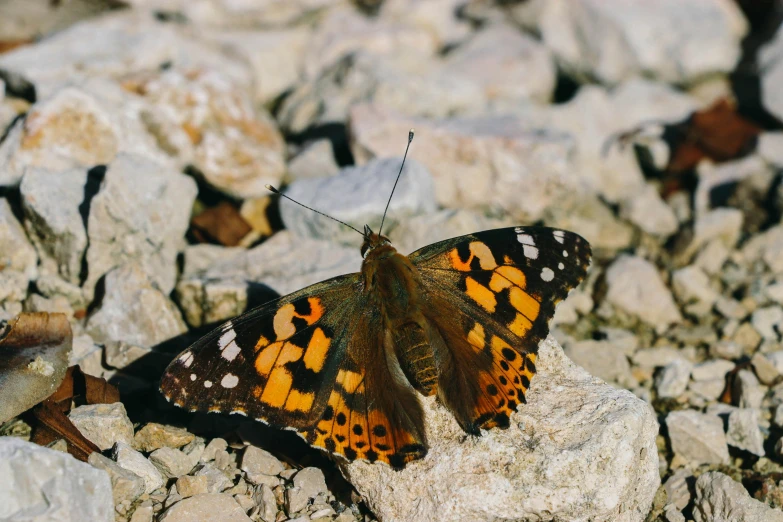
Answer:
[0, 199, 37, 305]
[240, 446, 284, 483]
[666, 410, 730, 465]
[287, 468, 328, 515]
[158, 493, 251, 522]
[620, 184, 679, 238]
[113, 442, 166, 495]
[564, 339, 634, 387]
[68, 402, 135, 451]
[0, 437, 113, 521]
[88, 452, 146, 507]
[149, 447, 195, 480]
[726, 408, 765, 457]
[343, 336, 659, 522]
[134, 423, 195, 453]
[693, 472, 783, 522]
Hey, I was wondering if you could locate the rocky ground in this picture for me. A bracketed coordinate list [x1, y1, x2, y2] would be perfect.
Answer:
[2, 0, 783, 521]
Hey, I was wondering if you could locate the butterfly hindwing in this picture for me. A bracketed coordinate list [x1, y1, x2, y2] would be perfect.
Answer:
[409, 226, 591, 432]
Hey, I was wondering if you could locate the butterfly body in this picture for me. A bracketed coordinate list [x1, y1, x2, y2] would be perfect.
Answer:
[161, 226, 591, 468]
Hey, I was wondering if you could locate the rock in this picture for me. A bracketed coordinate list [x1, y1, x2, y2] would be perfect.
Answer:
[159, 493, 252, 522]
[693, 472, 783, 522]
[711, 339, 744, 360]
[694, 155, 771, 217]
[175, 232, 357, 327]
[655, 359, 693, 399]
[734, 369, 767, 410]
[663, 504, 686, 522]
[86, 263, 188, 352]
[19, 167, 86, 286]
[0, 83, 170, 187]
[664, 469, 693, 511]
[88, 452, 146, 507]
[149, 447, 195, 480]
[82, 153, 197, 299]
[732, 323, 763, 354]
[666, 410, 730, 465]
[632, 347, 682, 368]
[751, 306, 783, 341]
[620, 184, 679, 238]
[544, 194, 634, 252]
[195, 462, 234, 493]
[0, 312, 72, 424]
[129, 68, 285, 199]
[379, 0, 471, 48]
[604, 255, 682, 332]
[680, 208, 744, 264]
[286, 139, 340, 182]
[760, 24, 783, 123]
[280, 156, 436, 245]
[349, 103, 580, 222]
[201, 438, 229, 463]
[286, 468, 328, 515]
[129, 501, 154, 522]
[743, 224, 783, 274]
[176, 475, 209, 498]
[758, 132, 783, 167]
[672, 266, 720, 317]
[751, 352, 780, 385]
[726, 408, 765, 457]
[514, 0, 747, 85]
[689, 379, 727, 402]
[68, 402, 134, 451]
[113, 442, 165, 495]
[240, 446, 284, 483]
[438, 23, 556, 106]
[564, 339, 633, 387]
[134, 423, 195, 453]
[0, 437, 113, 521]
[695, 240, 732, 276]
[715, 296, 748, 320]
[0, 199, 37, 305]
[692, 359, 735, 381]
[343, 336, 659, 521]
[256, 484, 278, 522]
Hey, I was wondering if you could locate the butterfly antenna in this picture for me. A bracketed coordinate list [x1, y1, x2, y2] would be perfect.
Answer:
[378, 129, 414, 237]
[265, 185, 365, 237]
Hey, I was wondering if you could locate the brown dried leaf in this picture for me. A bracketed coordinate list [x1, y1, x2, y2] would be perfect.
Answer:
[48, 365, 120, 408]
[190, 201, 252, 246]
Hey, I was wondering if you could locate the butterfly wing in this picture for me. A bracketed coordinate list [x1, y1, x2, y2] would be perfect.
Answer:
[409, 226, 591, 433]
[160, 272, 428, 467]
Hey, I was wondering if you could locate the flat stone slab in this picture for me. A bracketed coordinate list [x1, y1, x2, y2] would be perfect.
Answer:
[342, 336, 660, 522]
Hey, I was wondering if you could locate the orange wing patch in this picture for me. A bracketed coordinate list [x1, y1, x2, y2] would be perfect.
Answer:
[448, 241, 498, 271]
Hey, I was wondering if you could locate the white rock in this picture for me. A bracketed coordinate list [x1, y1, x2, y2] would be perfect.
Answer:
[113, 442, 165, 495]
[632, 347, 682, 368]
[565, 339, 633, 387]
[240, 446, 284, 483]
[693, 472, 783, 522]
[286, 139, 339, 182]
[350, 103, 580, 222]
[86, 263, 187, 351]
[0, 199, 37, 304]
[438, 23, 555, 106]
[280, 156, 436, 245]
[671, 266, 720, 317]
[604, 255, 682, 332]
[751, 352, 780, 385]
[544, 194, 634, 252]
[694, 156, 771, 216]
[664, 469, 693, 510]
[286, 468, 328, 514]
[175, 232, 357, 327]
[726, 408, 765, 457]
[691, 359, 735, 381]
[88, 452, 146, 507]
[734, 370, 767, 410]
[515, 0, 747, 85]
[68, 402, 135, 451]
[83, 153, 197, 299]
[766, 350, 783, 374]
[343, 336, 659, 522]
[689, 379, 726, 402]
[760, 25, 783, 123]
[149, 447, 194, 480]
[680, 208, 744, 263]
[620, 184, 679, 238]
[758, 132, 783, 167]
[20, 167, 87, 285]
[742, 224, 783, 274]
[751, 306, 783, 341]
[655, 359, 693, 398]
[0, 437, 113, 521]
[666, 410, 730, 465]
[379, 0, 472, 48]
[158, 493, 251, 522]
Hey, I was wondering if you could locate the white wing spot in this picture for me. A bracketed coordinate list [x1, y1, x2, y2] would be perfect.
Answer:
[523, 245, 539, 259]
[563, 250, 569, 258]
[553, 230, 565, 244]
[190, 374, 197, 381]
[219, 328, 242, 362]
[179, 352, 194, 368]
[558, 262, 565, 270]
[517, 233, 535, 246]
[221, 373, 239, 389]
[541, 267, 555, 282]
[218, 328, 236, 349]
[222, 320, 234, 332]
[204, 380, 213, 388]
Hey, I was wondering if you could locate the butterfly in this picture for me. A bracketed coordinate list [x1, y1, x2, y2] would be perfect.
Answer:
[160, 133, 592, 469]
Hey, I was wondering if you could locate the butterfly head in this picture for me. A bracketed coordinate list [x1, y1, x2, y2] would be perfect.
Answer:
[361, 224, 393, 259]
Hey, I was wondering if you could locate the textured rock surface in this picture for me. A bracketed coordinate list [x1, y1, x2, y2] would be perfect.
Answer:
[0, 437, 113, 521]
[69, 402, 135, 451]
[0, 199, 38, 306]
[159, 493, 252, 522]
[343, 336, 659, 522]
[693, 472, 783, 522]
[666, 411, 730, 465]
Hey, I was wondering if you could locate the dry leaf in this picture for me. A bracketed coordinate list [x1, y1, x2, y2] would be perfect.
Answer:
[190, 201, 252, 246]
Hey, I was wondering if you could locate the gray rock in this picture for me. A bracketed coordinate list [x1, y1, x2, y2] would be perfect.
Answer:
[751, 306, 783, 341]
[286, 139, 339, 182]
[0, 437, 113, 521]
[159, 493, 252, 522]
[751, 352, 780, 385]
[343, 336, 659, 522]
[666, 410, 730, 465]
[758, 131, 783, 167]
[240, 446, 284, 483]
[726, 408, 765, 457]
[694, 240, 732, 276]
[514, 0, 746, 85]
[0, 199, 37, 305]
[256, 484, 278, 522]
[691, 359, 735, 381]
[734, 369, 767, 410]
[664, 469, 693, 511]
[129, 500, 154, 522]
[544, 194, 635, 252]
[88, 452, 146, 507]
[149, 447, 194, 480]
[133, 423, 195, 453]
[286, 468, 328, 515]
[564, 339, 633, 386]
[113, 442, 165, 495]
[19, 167, 87, 285]
[201, 438, 229, 463]
[693, 472, 783, 522]
[742, 224, 783, 273]
[69, 402, 134, 451]
[711, 339, 744, 360]
[195, 462, 234, 493]
[86, 263, 187, 351]
[760, 24, 783, 124]
[83, 153, 197, 300]
[176, 475, 209, 498]
[632, 347, 682, 368]
[620, 184, 679, 238]
[655, 359, 693, 399]
[664, 504, 686, 522]
[672, 266, 720, 317]
[689, 379, 727, 402]
[281, 156, 436, 245]
[681, 208, 744, 263]
[604, 255, 682, 332]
